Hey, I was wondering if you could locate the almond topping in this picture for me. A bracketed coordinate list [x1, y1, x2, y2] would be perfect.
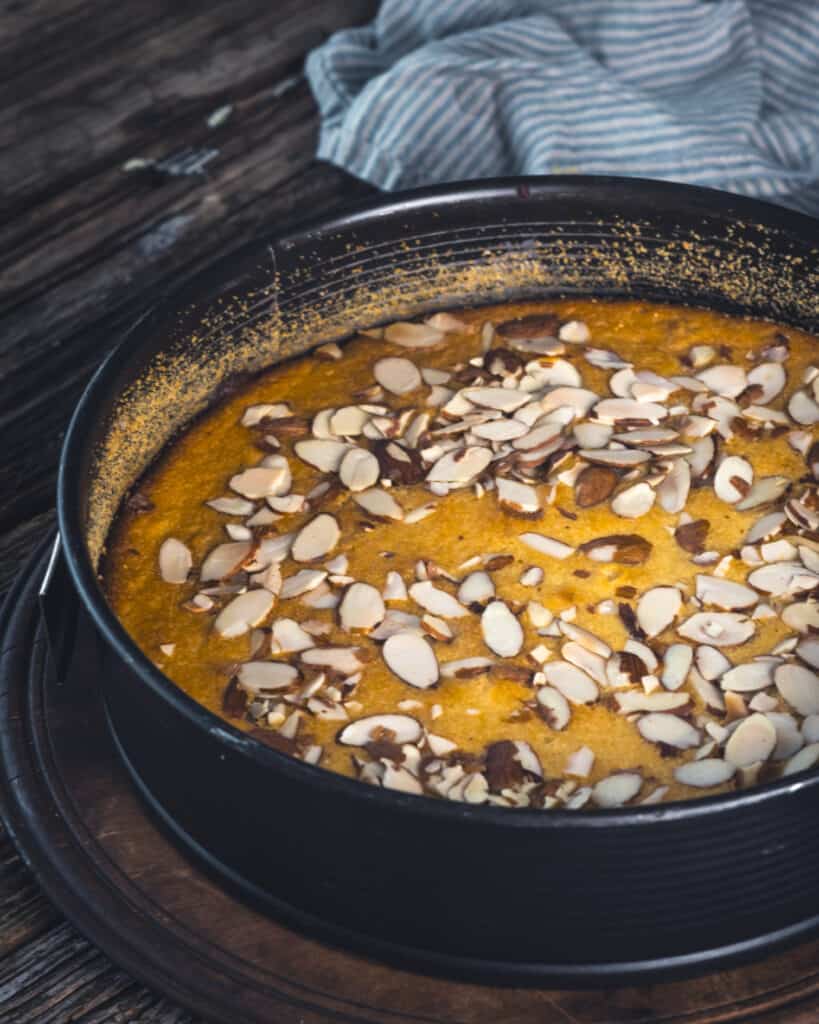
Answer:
[636, 587, 682, 638]
[291, 514, 340, 562]
[339, 583, 386, 632]
[382, 632, 439, 689]
[214, 589, 275, 638]
[481, 601, 524, 657]
[158, 538, 192, 584]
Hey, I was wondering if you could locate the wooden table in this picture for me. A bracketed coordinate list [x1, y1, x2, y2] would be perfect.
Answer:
[0, 3, 375, 1019]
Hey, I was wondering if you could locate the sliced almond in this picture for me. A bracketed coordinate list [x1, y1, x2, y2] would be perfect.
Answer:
[674, 758, 735, 788]
[542, 661, 599, 704]
[747, 362, 786, 403]
[783, 743, 819, 777]
[280, 569, 328, 600]
[580, 448, 650, 468]
[592, 772, 642, 808]
[615, 691, 690, 713]
[300, 646, 364, 675]
[775, 663, 819, 716]
[636, 586, 682, 637]
[481, 601, 524, 657]
[573, 422, 613, 449]
[409, 581, 469, 618]
[426, 446, 492, 486]
[200, 541, 253, 581]
[637, 713, 700, 749]
[612, 481, 655, 518]
[229, 464, 290, 499]
[782, 600, 819, 634]
[291, 514, 340, 562]
[696, 364, 747, 397]
[462, 386, 531, 413]
[574, 465, 619, 508]
[725, 713, 777, 767]
[339, 448, 380, 492]
[457, 571, 495, 606]
[373, 357, 421, 395]
[520, 532, 575, 560]
[678, 612, 754, 647]
[383, 571, 408, 601]
[382, 632, 439, 689]
[214, 589, 275, 638]
[565, 746, 595, 777]
[746, 511, 786, 544]
[496, 477, 541, 516]
[536, 686, 571, 729]
[695, 575, 757, 610]
[788, 390, 819, 425]
[339, 583, 385, 632]
[713, 455, 753, 504]
[559, 320, 591, 343]
[207, 496, 256, 516]
[338, 713, 423, 746]
[237, 661, 299, 694]
[294, 439, 351, 472]
[270, 619, 314, 654]
[735, 475, 790, 512]
[384, 321, 444, 349]
[353, 487, 404, 520]
[158, 538, 192, 584]
[538, 387, 598, 418]
[662, 643, 694, 691]
[797, 637, 819, 670]
[657, 458, 690, 514]
[748, 562, 818, 597]
[579, 534, 652, 565]
[593, 398, 667, 425]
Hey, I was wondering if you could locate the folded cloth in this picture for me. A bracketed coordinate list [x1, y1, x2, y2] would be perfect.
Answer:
[306, 0, 819, 213]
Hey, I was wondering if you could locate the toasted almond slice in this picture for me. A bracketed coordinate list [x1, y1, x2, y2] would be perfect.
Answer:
[512, 421, 565, 452]
[353, 487, 404, 520]
[695, 644, 732, 681]
[457, 571, 495, 606]
[585, 347, 630, 370]
[338, 713, 423, 746]
[746, 362, 786, 403]
[241, 402, 292, 427]
[426, 446, 493, 486]
[748, 561, 818, 597]
[542, 661, 599, 704]
[294, 439, 351, 472]
[611, 481, 655, 518]
[713, 455, 753, 504]
[725, 713, 776, 767]
[539, 386, 599, 418]
[766, 711, 803, 760]
[270, 619, 313, 654]
[687, 435, 716, 480]
[609, 367, 638, 397]
[382, 632, 439, 689]
[674, 758, 735, 787]
[579, 534, 652, 565]
[695, 574, 757, 610]
[562, 642, 607, 685]
[592, 772, 642, 808]
[422, 614, 454, 642]
[496, 477, 541, 516]
[481, 601, 524, 657]
[565, 746, 595, 777]
[373, 356, 421, 395]
[229, 464, 290, 499]
[580, 448, 651, 469]
[678, 612, 754, 647]
[593, 398, 667, 425]
[636, 586, 682, 638]
[696, 364, 747, 398]
[520, 566, 544, 587]
[536, 686, 571, 730]
[784, 601, 819, 634]
[657, 458, 690, 514]
[784, 743, 819, 777]
[462, 386, 531, 412]
[200, 541, 253, 581]
[214, 589, 275, 638]
[299, 647, 364, 676]
[638, 712, 700, 749]
[559, 621, 612, 658]
[439, 657, 493, 679]
[574, 465, 619, 508]
[520, 532, 575, 560]
[775, 663, 819, 716]
[408, 581, 469, 618]
[330, 406, 371, 437]
[280, 569, 328, 600]
[735, 475, 790, 512]
[615, 691, 690, 713]
[719, 660, 773, 692]
[573, 422, 613, 449]
[797, 638, 819, 670]
[158, 538, 192, 584]
[237, 661, 299, 695]
[558, 320, 590, 343]
[662, 643, 694, 691]
[745, 511, 786, 544]
[207, 496, 256, 516]
[291, 514, 340, 562]
[383, 571, 408, 602]
[788, 390, 819, 425]
[338, 448, 380, 492]
[471, 419, 529, 442]
[383, 322, 444, 349]
[339, 583, 385, 632]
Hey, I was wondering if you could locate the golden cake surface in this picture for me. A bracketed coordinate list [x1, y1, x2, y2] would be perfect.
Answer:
[105, 299, 819, 809]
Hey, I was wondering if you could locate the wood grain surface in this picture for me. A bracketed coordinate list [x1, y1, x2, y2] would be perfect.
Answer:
[0, 2, 374, 1020]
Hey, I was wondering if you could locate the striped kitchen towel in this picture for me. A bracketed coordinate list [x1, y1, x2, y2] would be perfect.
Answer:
[305, 0, 819, 214]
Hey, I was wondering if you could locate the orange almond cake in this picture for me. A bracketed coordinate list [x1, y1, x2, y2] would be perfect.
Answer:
[104, 299, 819, 810]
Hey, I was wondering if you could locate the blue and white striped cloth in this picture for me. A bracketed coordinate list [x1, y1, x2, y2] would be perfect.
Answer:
[305, 0, 819, 214]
